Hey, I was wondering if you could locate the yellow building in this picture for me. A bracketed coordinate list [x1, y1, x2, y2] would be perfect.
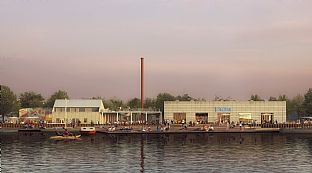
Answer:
[52, 99, 107, 124]
[164, 101, 286, 124]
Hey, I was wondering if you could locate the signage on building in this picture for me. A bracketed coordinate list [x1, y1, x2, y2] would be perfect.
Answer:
[215, 107, 231, 112]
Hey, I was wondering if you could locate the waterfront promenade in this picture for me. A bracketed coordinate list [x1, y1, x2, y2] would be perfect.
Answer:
[2, 123, 312, 134]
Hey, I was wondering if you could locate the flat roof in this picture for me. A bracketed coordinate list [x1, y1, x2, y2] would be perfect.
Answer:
[53, 99, 104, 108]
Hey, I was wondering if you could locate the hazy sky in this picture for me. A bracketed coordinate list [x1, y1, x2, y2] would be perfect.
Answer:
[1, 0, 311, 100]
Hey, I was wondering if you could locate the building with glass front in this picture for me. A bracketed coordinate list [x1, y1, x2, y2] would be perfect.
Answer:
[164, 101, 286, 124]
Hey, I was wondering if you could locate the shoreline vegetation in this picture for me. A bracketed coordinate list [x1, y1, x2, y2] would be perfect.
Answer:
[1, 85, 312, 121]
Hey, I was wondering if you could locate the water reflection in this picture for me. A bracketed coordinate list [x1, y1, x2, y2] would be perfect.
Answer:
[1, 133, 312, 173]
[140, 135, 145, 173]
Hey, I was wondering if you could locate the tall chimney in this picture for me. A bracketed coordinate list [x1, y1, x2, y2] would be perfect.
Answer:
[140, 57, 144, 111]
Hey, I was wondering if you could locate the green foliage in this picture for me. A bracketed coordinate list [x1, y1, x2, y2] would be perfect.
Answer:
[19, 91, 44, 108]
[214, 96, 223, 101]
[277, 95, 288, 101]
[0, 85, 20, 120]
[213, 96, 234, 101]
[287, 94, 304, 118]
[250, 94, 264, 101]
[303, 88, 312, 116]
[103, 97, 125, 111]
[155, 93, 176, 112]
[127, 98, 141, 110]
[176, 94, 193, 101]
[144, 97, 156, 110]
[269, 96, 277, 101]
[45, 90, 69, 108]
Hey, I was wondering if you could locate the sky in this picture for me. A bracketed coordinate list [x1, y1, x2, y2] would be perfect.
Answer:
[1, 0, 312, 100]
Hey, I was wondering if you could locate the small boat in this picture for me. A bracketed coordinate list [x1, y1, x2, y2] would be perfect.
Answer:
[49, 135, 81, 140]
[80, 127, 96, 135]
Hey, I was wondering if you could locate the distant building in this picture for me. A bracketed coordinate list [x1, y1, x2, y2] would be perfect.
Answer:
[52, 99, 106, 124]
[19, 108, 52, 123]
[164, 101, 286, 124]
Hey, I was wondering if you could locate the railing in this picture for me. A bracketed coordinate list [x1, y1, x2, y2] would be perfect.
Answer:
[261, 123, 312, 129]
[0, 123, 96, 128]
[1, 123, 312, 129]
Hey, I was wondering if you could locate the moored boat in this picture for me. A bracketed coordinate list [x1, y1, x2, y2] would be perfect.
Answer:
[49, 135, 81, 140]
[80, 127, 96, 135]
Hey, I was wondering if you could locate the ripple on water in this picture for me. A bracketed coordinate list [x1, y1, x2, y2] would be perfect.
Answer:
[1, 133, 312, 173]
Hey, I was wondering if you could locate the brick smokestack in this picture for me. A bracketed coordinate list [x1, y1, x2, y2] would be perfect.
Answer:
[140, 57, 144, 111]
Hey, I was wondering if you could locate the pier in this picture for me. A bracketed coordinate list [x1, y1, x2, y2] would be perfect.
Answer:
[1, 123, 312, 134]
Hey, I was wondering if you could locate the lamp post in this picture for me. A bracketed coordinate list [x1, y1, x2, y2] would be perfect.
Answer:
[65, 98, 67, 129]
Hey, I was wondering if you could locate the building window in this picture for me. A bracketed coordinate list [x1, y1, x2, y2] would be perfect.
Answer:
[79, 108, 85, 112]
[195, 113, 208, 124]
[238, 113, 252, 123]
[217, 113, 231, 124]
[56, 118, 60, 123]
[92, 107, 99, 112]
[173, 113, 186, 124]
[84, 118, 87, 123]
[261, 113, 274, 124]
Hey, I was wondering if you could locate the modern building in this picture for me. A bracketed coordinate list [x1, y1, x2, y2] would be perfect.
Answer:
[102, 110, 162, 125]
[164, 101, 286, 124]
[52, 99, 106, 124]
[52, 99, 162, 124]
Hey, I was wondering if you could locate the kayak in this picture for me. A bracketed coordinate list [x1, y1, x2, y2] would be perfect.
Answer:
[49, 135, 81, 140]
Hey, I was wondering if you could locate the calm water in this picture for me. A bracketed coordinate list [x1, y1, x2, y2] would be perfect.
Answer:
[1, 132, 312, 173]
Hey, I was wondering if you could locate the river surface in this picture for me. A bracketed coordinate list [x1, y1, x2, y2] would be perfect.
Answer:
[1, 132, 312, 173]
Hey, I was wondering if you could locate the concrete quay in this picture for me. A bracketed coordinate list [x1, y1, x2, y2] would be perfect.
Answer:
[2, 124, 312, 134]
[96, 125, 280, 134]
[0, 127, 81, 133]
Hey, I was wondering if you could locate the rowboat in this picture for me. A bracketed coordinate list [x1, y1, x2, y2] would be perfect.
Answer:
[49, 135, 81, 140]
[80, 127, 96, 135]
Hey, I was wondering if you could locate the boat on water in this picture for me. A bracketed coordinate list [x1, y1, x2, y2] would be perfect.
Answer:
[80, 127, 96, 135]
[49, 135, 81, 140]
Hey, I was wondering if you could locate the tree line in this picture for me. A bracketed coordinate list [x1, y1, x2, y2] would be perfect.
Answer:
[1, 85, 312, 120]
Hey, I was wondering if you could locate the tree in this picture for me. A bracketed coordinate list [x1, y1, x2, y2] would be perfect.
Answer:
[250, 94, 264, 101]
[144, 97, 156, 110]
[214, 96, 223, 101]
[155, 93, 176, 113]
[302, 88, 312, 116]
[0, 85, 20, 121]
[269, 96, 277, 101]
[19, 91, 44, 108]
[287, 94, 304, 120]
[127, 98, 141, 110]
[104, 97, 124, 111]
[176, 93, 193, 101]
[277, 95, 288, 101]
[45, 90, 69, 108]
